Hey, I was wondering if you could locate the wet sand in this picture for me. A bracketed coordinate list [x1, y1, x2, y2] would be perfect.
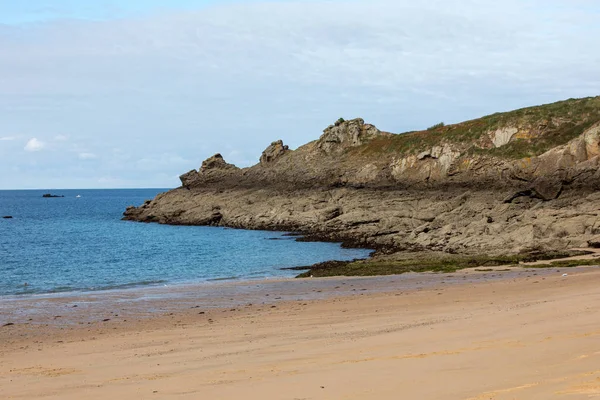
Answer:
[1, 266, 600, 399]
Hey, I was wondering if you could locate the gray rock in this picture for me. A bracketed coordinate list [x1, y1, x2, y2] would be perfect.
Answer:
[260, 140, 289, 165]
[317, 118, 390, 154]
[531, 177, 563, 201]
[200, 154, 238, 172]
[180, 170, 200, 188]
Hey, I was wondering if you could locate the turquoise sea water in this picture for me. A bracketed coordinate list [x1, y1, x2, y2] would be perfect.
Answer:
[0, 189, 370, 297]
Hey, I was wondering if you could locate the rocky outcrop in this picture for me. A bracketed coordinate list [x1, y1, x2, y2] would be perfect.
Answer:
[123, 185, 600, 256]
[126, 96, 600, 259]
[201, 153, 238, 172]
[260, 140, 289, 165]
[391, 144, 462, 182]
[179, 170, 201, 188]
[317, 118, 391, 154]
[180, 154, 239, 187]
[490, 127, 519, 147]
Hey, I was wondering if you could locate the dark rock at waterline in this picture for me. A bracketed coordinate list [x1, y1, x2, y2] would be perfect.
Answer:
[42, 193, 64, 198]
[281, 259, 357, 271]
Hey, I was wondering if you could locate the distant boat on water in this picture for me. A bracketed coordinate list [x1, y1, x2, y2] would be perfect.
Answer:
[76, 195, 81, 198]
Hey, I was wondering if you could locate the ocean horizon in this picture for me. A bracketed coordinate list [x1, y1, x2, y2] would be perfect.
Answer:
[0, 188, 370, 297]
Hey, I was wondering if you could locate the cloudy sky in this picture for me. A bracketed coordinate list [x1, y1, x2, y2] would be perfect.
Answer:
[1, 0, 599, 189]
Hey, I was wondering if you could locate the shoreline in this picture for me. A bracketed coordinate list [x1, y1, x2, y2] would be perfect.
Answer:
[3, 246, 598, 332]
[2, 263, 597, 330]
[0, 224, 374, 299]
[2, 266, 600, 399]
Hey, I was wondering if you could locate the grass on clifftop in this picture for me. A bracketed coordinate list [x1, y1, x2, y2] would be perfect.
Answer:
[296, 251, 594, 278]
[467, 118, 600, 159]
[354, 96, 600, 159]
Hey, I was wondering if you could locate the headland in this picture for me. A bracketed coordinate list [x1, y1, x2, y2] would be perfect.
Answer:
[124, 96, 600, 276]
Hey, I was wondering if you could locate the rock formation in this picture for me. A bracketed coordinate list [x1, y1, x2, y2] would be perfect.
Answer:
[317, 118, 391, 154]
[200, 153, 237, 172]
[179, 154, 239, 188]
[124, 97, 600, 259]
[260, 140, 289, 165]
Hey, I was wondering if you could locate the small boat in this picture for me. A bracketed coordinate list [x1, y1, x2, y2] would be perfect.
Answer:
[76, 195, 81, 198]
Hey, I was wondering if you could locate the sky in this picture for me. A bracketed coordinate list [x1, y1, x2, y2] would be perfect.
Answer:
[0, 0, 599, 189]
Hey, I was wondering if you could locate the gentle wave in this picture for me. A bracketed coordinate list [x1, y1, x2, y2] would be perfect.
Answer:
[93, 280, 170, 291]
[206, 276, 240, 282]
[3, 279, 170, 297]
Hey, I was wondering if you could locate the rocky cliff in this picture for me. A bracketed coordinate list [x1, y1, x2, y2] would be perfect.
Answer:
[124, 96, 600, 258]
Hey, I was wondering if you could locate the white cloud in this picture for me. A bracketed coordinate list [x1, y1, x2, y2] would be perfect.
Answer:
[1, 1, 597, 101]
[0, 0, 599, 188]
[24, 138, 45, 152]
[54, 134, 68, 141]
[78, 152, 97, 160]
[0, 136, 16, 141]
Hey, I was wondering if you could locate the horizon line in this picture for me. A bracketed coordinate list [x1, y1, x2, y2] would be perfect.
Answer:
[0, 187, 174, 191]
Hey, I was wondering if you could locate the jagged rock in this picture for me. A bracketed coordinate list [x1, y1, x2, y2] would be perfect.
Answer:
[260, 140, 289, 165]
[180, 170, 200, 188]
[179, 154, 239, 187]
[200, 154, 238, 172]
[123, 205, 142, 220]
[317, 118, 389, 154]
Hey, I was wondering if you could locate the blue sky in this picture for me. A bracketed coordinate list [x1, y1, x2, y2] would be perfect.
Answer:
[0, 0, 320, 23]
[0, 0, 599, 189]
[0, 0, 224, 23]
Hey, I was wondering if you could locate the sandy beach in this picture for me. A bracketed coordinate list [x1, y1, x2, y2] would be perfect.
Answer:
[3, 2, 599, 399]
[1, 267, 600, 399]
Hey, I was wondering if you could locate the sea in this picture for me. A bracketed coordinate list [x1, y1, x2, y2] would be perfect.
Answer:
[0, 189, 370, 297]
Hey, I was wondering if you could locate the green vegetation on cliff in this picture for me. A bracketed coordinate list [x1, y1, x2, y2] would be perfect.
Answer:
[355, 96, 600, 159]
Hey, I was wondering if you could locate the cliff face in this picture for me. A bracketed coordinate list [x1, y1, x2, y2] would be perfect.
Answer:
[124, 96, 600, 256]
